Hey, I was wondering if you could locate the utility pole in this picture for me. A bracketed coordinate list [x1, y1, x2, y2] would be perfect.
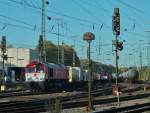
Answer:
[61, 41, 64, 64]
[41, 0, 45, 62]
[52, 18, 63, 64]
[1, 36, 7, 91]
[138, 40, 143, 80]
[57, 22, 60, 64]
[39, 0, 48, 62]
[83, 32, 95, 112]
[72, 47, 75, 67]
[72, 41, 75, 67]
[145, 30, 150, 67]
[38, 35, 43, 62]
[139, 48, 142, 69]
[146, 46, 150, 67]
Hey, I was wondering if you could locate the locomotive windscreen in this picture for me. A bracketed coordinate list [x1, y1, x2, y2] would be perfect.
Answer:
[36, 65, 44, 73]
[27, 67, 34, 73]
[25, 62, 45, 82]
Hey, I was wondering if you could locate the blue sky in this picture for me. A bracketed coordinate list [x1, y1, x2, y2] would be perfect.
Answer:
[0, 0, 150, 67]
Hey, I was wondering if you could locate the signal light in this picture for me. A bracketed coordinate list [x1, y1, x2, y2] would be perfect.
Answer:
[112, 8, 120, 36]
[112, 15, 116, 35]
[117, 41, 123, 51]
[115, 15, 120, 35]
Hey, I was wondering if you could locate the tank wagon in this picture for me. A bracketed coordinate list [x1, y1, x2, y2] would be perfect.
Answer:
[111, 69, 139, 83]
[117, 69, 139, 83]
[124, 69, 139, 83]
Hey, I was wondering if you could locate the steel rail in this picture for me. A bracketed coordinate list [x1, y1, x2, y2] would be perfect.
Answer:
[0, 92, 149, 113]
[93, 102, 150, 113]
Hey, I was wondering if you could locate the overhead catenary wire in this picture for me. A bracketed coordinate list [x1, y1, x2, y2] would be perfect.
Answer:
[71, 0, 111, 29]
[3, 0, 107, 43]
[118, 0, 150, 17]
[2, 0, 150, 62]
[5, 0, 105, 28]
[80, 0, 147, 31]
[81, 0, 112, 17]
[0, 19, 86, 46]
[0, 21, 33, 30]
[5, 0, 149, 40]
[0, 14, 34, 27]
[5, 0, 148, 29]
[0, 2, 86, 46]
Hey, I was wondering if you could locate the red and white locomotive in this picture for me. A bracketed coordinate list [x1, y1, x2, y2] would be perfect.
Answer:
[25, 61, 68, 90]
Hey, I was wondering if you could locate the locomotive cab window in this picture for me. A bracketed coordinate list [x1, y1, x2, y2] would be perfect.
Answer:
[27, 67, 34, 73]
[36, 65, 44, 73]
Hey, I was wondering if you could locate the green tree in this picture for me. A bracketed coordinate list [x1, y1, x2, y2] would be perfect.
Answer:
[80, 59, 115, 74]
[36, 40, 80, 66]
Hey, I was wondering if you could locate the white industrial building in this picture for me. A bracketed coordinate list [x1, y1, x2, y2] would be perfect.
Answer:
[0, 48, 39, 67]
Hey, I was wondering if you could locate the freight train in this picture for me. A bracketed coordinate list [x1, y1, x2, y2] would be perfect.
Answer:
[25, 61, 139, 91]
[25, 61, 90, 90]
[25, 61, 111, 90]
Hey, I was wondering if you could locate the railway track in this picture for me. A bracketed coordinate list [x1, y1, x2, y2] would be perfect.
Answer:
[93, 102, 150, 113]
[0, 90, 54, 98]
[0, 92, 149, 113]
[0, 82, 103, 98]
[62, 92, 150, 109]
[0, 82, 145, 102]
[0, 82, 113, 98]
[61, 84, 147, 102]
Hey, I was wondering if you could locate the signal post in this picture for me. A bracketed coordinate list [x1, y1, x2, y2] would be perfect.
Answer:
[112, 8, 123, 106]
[83, 32, 95, 112]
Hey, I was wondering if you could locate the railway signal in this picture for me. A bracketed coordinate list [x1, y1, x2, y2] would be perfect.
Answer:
[112, 40, 123, 51]
[113, 8, 120, 36]
[117, 41, 123, 51]
[112, 8, 122, 106]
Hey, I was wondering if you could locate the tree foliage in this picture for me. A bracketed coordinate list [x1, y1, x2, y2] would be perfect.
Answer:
[37, 40, 80, 66]
[81, 59, 115, 74]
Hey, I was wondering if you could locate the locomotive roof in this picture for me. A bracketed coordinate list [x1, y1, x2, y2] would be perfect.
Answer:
[44, 62, 67, 69]
[26, 61, 66, 68]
